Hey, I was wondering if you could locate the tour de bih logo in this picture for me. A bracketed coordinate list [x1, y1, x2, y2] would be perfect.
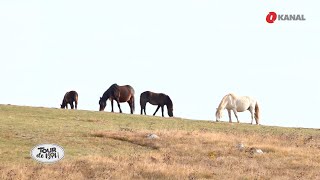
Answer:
[266, 12, 306, 23]
[31, 144, 65, 163]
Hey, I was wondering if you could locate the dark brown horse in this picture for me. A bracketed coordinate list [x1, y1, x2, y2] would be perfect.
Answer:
[140, 91, 173, 117]
[61, 91, 78, 109]
[99, 84, 135, 114]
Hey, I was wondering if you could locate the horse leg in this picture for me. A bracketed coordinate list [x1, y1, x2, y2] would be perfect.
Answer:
[232, 109, 239, 123]
[140, 103, 146, 115]
[116, 100, 122, 113]
[111, 100, 114, 112]
[227, 109, 232, 123]
[249, 107, 254, 124]
[127, 101, 133, 114]
[153, 105, 160, 116]
[75, 100, 78, 109]
[143, 103, 147, 115]
[70, 103, 74, 109]
[161, 105, 164, 117]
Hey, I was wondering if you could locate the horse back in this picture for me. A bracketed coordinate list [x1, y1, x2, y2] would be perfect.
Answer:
[117, 85, 134, 102]
[140, 91, 168, 105]
[65, 91, 78, 103]
[234, 96, 256, 112]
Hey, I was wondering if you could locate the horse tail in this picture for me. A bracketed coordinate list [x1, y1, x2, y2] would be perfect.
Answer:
[130, 86, 135, 113]
[131, 95, 135, 113]
[140, 92, 144, 106]
[75, 91, 78, 103]
[254, 102, 260, 125]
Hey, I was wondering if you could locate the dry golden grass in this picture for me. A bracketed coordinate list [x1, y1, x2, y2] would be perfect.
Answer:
[0, 105, 320, 179]
[2, 130, 320, 180]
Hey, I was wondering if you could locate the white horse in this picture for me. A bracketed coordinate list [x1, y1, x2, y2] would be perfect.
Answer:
[215, 93, 260, 125]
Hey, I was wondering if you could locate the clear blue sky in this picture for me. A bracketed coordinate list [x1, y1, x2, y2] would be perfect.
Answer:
[1, 1, 319, 128]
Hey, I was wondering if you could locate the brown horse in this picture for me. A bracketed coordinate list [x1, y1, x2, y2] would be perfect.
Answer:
[99, 84, 135, 114]
[140, 91, 173, 117]
[61, 91, 78, 109]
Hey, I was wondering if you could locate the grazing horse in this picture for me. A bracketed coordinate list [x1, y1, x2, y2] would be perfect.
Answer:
[99, 84, 135, 114]
[61, 91, 78, 109]
[140, 91, 173, 117]
[215, 93, 260, 125]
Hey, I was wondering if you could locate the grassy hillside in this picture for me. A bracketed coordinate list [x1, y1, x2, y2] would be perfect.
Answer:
[0, 105, 319, 179]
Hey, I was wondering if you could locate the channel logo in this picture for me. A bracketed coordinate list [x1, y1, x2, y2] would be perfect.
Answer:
[266, 12, 306, 23]
[31, 144, 65, 163]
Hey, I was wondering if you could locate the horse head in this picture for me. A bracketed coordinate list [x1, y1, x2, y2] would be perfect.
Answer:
[215, 108, 222, 122]
[99, 97, 106, 111]
[60, 103, 67, 109]
[168, 107, 173, 117]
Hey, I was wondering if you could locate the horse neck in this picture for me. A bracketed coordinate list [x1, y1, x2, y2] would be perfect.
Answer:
[61, 99, 67, 106]
[110, 84, 119, 91]
[165, 96, 173, 108]
[62, 93, 69, 104]
[101, 91, 110, 101]
[217, 94, 231, 111]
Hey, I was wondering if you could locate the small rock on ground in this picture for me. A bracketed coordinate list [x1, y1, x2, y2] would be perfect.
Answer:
[146, 134, 159, 139]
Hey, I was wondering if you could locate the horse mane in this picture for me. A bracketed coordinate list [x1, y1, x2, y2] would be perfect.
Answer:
[228, 93, 237, 99]
[165, 95, 173, 108]
[217, 93, 236, 111]
[102, 83, 119, 100]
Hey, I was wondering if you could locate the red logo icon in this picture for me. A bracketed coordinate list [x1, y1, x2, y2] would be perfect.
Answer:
[266, 12, 277, 23]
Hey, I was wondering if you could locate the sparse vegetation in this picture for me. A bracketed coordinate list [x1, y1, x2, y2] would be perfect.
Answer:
[0, 105, 319, 179]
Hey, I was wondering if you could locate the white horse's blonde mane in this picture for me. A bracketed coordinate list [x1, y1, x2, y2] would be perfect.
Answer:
[217, 93, 236, 111]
